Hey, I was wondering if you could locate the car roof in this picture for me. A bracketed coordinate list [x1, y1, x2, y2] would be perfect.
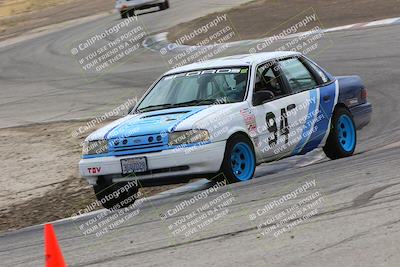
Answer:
[164, 51, 301, 75]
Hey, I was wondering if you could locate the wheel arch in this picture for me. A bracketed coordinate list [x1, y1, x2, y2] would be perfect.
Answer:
[226, 131, 255, 149]
[225, 131, 260, 162]
[334, 102, 352, 116]
[323, 105, 357, 159]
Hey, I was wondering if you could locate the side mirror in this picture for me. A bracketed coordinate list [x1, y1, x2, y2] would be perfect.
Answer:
[253, 90, 274, 106]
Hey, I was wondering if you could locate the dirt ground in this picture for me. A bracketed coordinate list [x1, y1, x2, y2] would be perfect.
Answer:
[167, 0, 400, 45]
[0, 121, 184, 232]
[0, 0, 114, 41]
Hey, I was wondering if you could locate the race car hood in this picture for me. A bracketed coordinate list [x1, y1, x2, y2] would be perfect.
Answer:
[86, 106, 208, 141]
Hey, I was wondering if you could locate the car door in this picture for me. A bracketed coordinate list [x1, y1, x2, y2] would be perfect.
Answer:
[251, 60, 303, 160]
[277, 56, 338, 156]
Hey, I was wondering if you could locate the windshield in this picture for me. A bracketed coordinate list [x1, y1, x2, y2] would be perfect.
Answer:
[136, 67, 249, 112]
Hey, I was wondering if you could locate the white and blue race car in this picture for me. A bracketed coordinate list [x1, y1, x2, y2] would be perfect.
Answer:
[79, 51, 372, 209]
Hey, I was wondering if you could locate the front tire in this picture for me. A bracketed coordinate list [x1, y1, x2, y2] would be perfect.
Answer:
[120, 11, 128, 19]
[323, 107, 357, 159]
[219, 135, 256, 183]
[128, 9, 135, 17]
[93, 181, 138, 210]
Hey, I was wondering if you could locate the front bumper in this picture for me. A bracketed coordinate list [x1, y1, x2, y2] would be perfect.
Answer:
[79, 141, 226, 185]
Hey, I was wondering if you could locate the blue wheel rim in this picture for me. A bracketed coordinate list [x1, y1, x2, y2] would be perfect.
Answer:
[230, 142, 255, 181]
[337, 114, 356, 152]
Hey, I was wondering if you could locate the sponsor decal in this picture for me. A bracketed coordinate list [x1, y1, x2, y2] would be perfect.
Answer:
[87, 167, 102, 174]
[240, 108, 257, 136]
[164, 68, 242, 80]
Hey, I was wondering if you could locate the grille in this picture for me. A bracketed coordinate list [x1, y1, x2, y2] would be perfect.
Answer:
[109, 133, 168, 156]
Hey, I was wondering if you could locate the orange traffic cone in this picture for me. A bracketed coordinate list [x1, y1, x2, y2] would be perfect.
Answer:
[44, 224, 67, 267]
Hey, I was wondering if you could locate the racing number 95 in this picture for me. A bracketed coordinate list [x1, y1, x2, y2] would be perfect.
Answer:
[266, 104, 294, 146]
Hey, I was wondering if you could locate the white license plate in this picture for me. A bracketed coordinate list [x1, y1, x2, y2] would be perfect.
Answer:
[121, 157, 147, 174]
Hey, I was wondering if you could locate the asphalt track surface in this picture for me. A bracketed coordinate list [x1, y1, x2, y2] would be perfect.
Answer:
[1, 1, 400, 266]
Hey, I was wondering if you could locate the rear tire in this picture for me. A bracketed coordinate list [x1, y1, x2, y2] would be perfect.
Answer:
[93, 181, 138, 210]
[323, 107, 357, 159]
[160, 0, 169, 10]
[219, 134, 256, 184]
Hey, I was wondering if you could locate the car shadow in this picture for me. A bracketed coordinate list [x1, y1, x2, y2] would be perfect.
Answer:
[115, 7, 164, 21]
[135, 8, 163, 16]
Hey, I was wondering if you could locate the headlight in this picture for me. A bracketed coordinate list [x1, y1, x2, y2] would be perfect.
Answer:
[168, 130, 210, 146]
[82, 140, 109, 155]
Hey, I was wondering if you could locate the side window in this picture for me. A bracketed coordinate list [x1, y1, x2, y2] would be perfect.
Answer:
[254, 62, 285, 97]
[279, 57, 318, 93]
[305, 59, 330, 84]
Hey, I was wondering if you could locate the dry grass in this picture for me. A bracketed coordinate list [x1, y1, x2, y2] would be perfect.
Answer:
[0, 0, 78, 17]
[0, 0, 114, 41]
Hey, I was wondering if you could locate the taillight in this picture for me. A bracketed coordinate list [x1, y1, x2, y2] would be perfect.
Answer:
[361, 88, 368, 101]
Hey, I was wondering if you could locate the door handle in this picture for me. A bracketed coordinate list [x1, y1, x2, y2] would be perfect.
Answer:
[323, 95, 331, 101]
[287, 104, 296, 111]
